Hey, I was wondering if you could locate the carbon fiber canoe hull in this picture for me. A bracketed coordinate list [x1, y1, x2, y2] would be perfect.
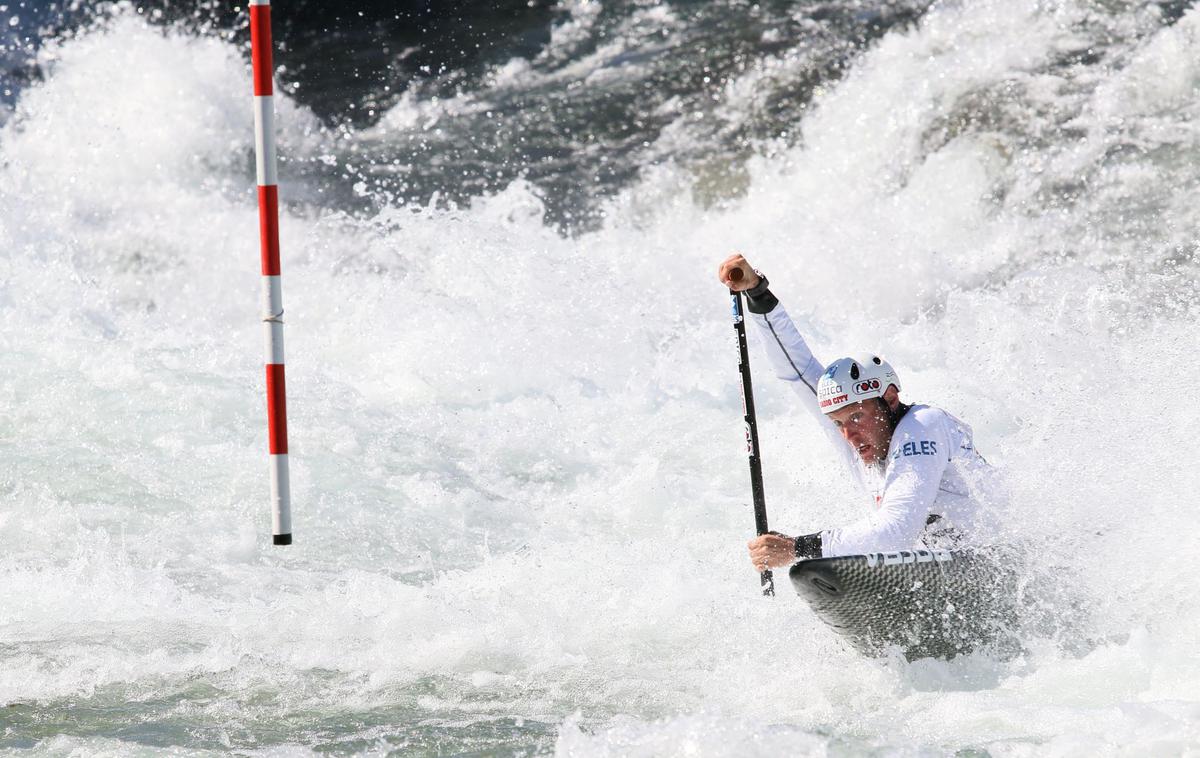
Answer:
[788, 549, 1019, 661]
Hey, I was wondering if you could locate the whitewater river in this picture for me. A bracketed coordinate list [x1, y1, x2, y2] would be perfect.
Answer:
[1, 0, 1198, 754]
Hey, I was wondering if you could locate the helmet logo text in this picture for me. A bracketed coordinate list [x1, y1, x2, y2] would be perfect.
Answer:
[853, 379, 881, 395]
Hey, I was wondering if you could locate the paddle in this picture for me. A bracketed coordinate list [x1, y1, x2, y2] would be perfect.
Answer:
[728, 276, 775, 596]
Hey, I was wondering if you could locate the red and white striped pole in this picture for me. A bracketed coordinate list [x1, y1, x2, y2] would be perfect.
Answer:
[250, 0, 292, 545]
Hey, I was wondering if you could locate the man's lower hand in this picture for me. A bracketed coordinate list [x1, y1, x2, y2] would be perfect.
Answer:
[747, 533, 796, 572]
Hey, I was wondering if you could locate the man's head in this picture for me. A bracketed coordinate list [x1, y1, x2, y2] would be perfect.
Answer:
[817, 354, 903, 466]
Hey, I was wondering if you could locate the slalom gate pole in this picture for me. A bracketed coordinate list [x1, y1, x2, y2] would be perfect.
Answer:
[250, 0, 292, 545]
[729, 280, 773, 596]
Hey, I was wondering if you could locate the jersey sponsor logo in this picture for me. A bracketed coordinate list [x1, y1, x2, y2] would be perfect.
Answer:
[819, 394, 848, 408]
[893, 440, 938, 457]
[864, 549, 952, 568]
[853, 378, 881, 395]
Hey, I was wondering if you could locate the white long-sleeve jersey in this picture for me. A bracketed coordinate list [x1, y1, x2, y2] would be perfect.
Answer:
[747, 294, 997, 557]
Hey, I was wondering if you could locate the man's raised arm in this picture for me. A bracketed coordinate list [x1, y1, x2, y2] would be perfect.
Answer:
[718, 254, 846, 453]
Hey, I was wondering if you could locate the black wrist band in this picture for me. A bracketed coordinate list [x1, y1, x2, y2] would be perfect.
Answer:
[794, 532, 822, 559]
[746, 271, 770, 297]
[744, 271, 779, 314]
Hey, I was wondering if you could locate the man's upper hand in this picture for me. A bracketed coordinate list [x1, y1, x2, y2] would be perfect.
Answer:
[718, 253, 760, 292]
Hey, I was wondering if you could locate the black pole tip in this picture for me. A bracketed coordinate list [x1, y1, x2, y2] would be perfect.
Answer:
[273, 533, 292, 546]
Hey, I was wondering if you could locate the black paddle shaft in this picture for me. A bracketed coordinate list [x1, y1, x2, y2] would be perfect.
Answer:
[729, 289, 774, 596]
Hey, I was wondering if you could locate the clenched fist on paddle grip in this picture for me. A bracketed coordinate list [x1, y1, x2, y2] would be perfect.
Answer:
[718, 253, 760, 291]
[748, 533, 795, 572]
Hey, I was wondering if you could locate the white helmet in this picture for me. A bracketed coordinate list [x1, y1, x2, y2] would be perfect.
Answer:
[816, 354, 901, 414]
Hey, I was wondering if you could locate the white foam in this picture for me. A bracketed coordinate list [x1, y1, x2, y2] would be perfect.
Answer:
[1, 2, 1199, 754]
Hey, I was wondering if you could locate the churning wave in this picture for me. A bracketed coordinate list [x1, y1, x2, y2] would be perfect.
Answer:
[0, 0, 1198, 754]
